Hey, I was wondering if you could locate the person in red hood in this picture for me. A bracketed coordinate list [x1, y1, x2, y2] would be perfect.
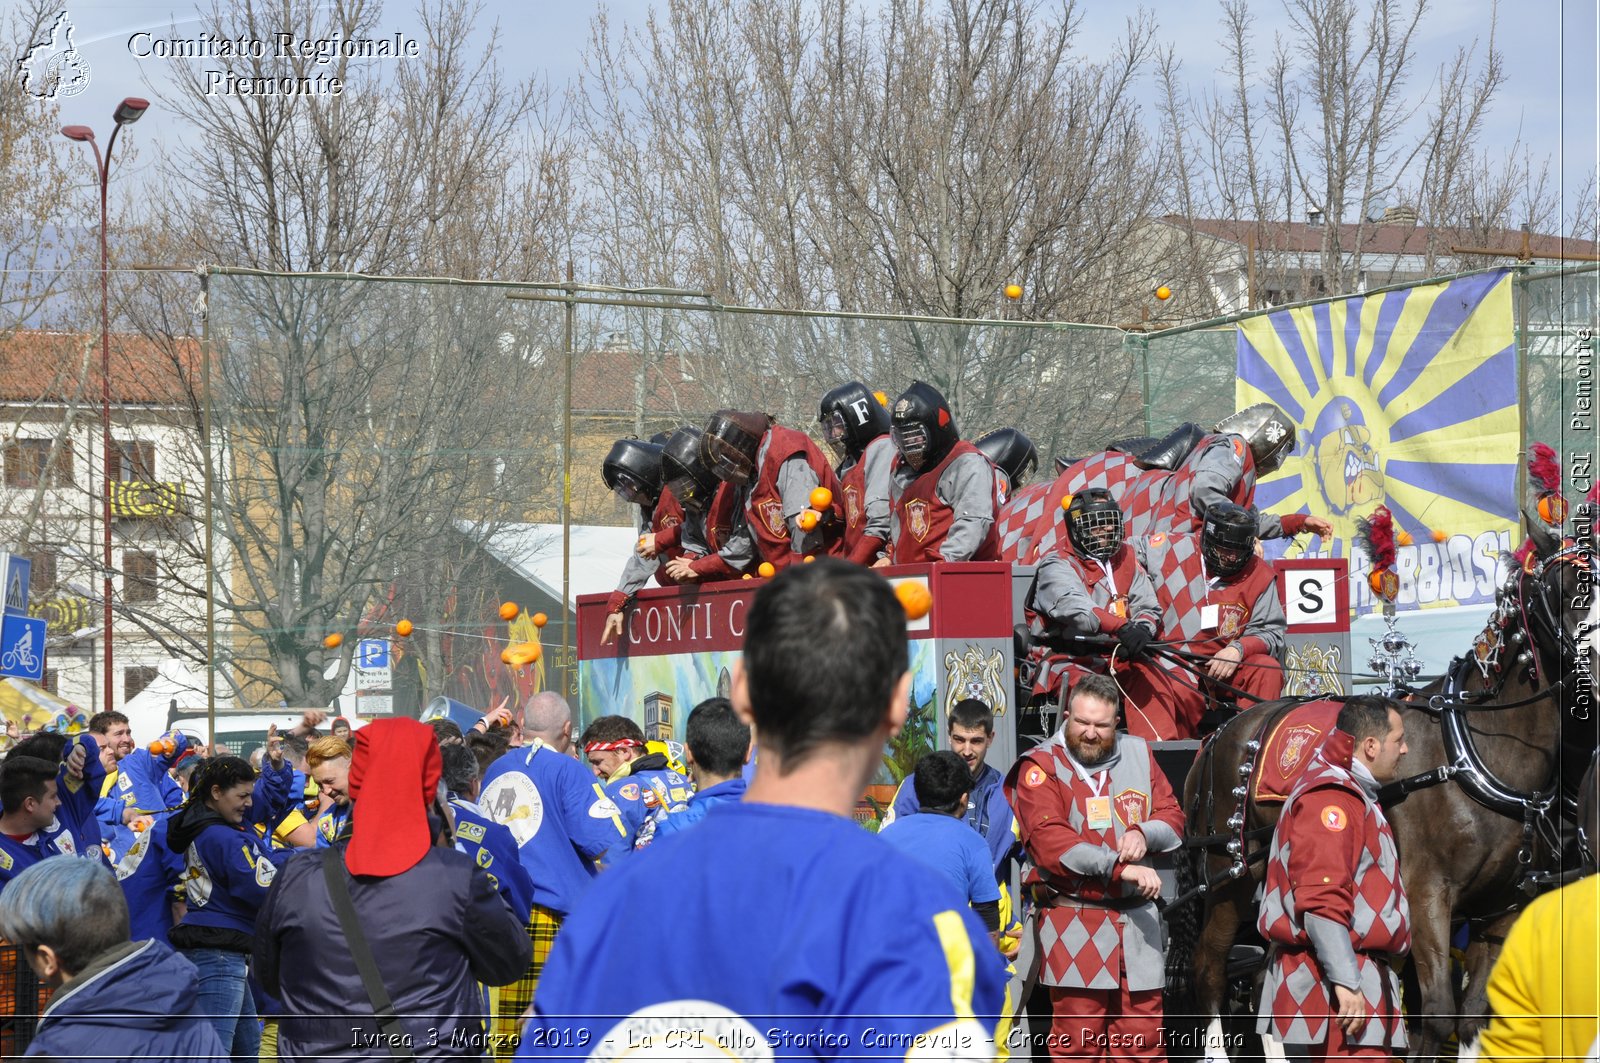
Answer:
[254, 718, 531, 1060]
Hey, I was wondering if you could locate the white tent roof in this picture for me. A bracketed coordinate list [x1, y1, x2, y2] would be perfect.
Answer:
[121, 658, 237, 741]
[467, 523, 637, 609]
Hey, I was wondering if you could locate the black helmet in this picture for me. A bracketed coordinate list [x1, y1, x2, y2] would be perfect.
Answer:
[648, 430, 673, 447]
[890, 381, 959, 473]
[1202, 501, 1258, 577]
[818, 381, 890, 460]
[661, 427, 719, 514]
[602, 438, 664, 507]
[975, 428, 1039, 489]
[701, 410, 770, 486]
[1064, 487, 1124, 561]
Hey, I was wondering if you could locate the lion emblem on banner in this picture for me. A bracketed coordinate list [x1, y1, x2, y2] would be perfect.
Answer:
[944, 645, 1007, 717]
[1284, 643, 1345, 698]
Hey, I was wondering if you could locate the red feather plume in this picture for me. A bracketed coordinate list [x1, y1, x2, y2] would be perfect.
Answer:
[1529, 443, 1561, 494]
[1354, 505, 1397, 572]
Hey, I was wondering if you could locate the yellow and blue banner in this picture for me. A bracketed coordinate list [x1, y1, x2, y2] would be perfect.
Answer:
[1237, 269, 1518, 612]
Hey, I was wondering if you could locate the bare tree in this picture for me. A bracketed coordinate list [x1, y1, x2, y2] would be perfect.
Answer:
[117, 0, 572, 707]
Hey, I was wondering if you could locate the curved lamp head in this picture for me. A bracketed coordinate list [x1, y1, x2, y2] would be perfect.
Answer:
[60, 124, 95, 141]
[113, 98, 149, 125]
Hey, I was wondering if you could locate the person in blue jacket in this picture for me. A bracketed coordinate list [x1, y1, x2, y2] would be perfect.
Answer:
[654, 697, 749, 841]
[0, 732, 111, 894]
[523, 559, 1006, 1059]
[879, 750, 1001, 935]
[580, 715, 693, 857]
[165, 746, 295, 1059]
[439, 742, 534, 920]
[0, 856, 226, 1062]
[884, 697, 1019, 873]
[479, 690, 621, 1041]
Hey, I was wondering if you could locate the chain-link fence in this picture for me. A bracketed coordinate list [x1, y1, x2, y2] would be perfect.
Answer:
[7, 262, 1592, 729]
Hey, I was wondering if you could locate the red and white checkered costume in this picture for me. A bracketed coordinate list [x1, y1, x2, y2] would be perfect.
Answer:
[1257, 729, 1411, 1055]
[997, 482, 1052, 562]
[1008, 433, 1279, 565]
[1005, 731, 1183, 1060]
[1027, 544, 1162, 700]
[1123, 532, 1285, 738]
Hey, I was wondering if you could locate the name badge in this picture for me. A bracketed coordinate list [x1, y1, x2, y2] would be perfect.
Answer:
[1085, 796, 1114, 831]
[1200, 603, 1219, 629]
[1111, 597, 1128, 618]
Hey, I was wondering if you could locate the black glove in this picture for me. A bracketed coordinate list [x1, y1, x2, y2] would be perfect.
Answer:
[1116, 623, 1154, 659]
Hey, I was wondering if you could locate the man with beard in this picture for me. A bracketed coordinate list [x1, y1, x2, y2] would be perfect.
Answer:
[1005, 674, 1184, 1061]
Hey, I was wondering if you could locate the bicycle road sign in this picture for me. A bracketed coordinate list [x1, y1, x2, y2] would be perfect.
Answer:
[0, 614, 46, 682]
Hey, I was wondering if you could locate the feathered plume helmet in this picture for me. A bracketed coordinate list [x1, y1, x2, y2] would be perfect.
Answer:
[1355, 505, 1400, 602]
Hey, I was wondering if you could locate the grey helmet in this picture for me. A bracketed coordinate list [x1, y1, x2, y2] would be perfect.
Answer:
[1215, 403, 1296, 475]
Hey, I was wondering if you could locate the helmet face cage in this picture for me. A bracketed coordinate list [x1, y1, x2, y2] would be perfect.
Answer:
[892, 421, 931, 471]
[610, 471, 654, 506]
[822, 411, 850, 457]
[1202, 513, 1257, 577]
[664, 469, 709, 513]
[1068, 502, 1123, 560]
[702, 415, 762, 486]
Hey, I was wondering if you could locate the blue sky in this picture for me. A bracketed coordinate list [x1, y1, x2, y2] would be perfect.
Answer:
[39, 0, 1599, 227]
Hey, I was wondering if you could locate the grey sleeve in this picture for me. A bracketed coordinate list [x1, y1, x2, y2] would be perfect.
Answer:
[1061, 841, 1119, 879]
[861, 437, 895, 541]
[680, 511, 709, 555]
[1189, 441, 1245, 524]
[776, 456, 825, 554]
[614, 548, 657, 597]
[1126, 564, 1162, 631]
[937, 452, 997, 562]
[1304, 912, 1362, 989]
[1033, 556, 1104, 637]
[717, 517, 755, 571]
[1136, 819, 1181, 853]
[1257, 510, 1286, 539]
[1243, 574, 1287, 657]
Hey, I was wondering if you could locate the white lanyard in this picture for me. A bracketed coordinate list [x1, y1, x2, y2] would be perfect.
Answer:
[1093, 558, 1118, 599]
[1068, 751, 1110, 795]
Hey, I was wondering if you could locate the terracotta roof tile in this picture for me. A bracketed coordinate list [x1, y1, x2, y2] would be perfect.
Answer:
[0, 330, 199, 405]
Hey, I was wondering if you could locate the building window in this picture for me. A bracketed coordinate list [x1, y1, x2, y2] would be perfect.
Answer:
[41, 669, 58, 694]
[3, 438, 73, 488]
[124, 666, 157, 702]
[28, 552, 55, 596]
[109, 440, 157, 482]
[123, 550, 158, 602]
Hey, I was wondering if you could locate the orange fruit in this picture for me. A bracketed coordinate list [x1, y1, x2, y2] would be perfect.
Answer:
[1396, 531, 1412, 547]
[809, 486, 833, 510]
[797, 510, 819, 532]
[499, 602, 519, 621]
[742, 573, 754, 580]
[1004, 283, 1023, 300]
[396, 619, 414, 637]
[532, 612, 548, 628]
[1432, 529, 1448, 543]
[895, 580, 932, 620]
[1155, 285, 1172, 300]
[758, 562, 776, 578]
[503, 642, 541, 667]
[803, 555, 815, 563]
[873, 390, 888, 406]
[1060, 494, 1073, 511]
[323, 632, 343, 649]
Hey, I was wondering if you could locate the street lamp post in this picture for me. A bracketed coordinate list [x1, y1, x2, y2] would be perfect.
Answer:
[61, 96, 148, 713]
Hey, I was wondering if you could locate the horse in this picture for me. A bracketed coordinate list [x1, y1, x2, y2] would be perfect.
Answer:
[1171, 513, 1597, 1061]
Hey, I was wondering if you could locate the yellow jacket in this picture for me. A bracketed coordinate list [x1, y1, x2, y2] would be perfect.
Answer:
[1480, 872, 1600, 1061]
